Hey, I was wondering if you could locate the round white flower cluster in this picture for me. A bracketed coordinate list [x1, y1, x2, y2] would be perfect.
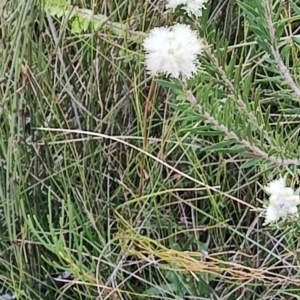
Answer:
[142, 24, 203, 80]
[263, 178, 300, 225]
[165, 0, 209, 17]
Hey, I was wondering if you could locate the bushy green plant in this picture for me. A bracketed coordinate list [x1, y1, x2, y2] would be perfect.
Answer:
[1, 0, 300, 299]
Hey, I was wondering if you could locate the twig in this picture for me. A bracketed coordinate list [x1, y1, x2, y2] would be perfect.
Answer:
[138, 80, 156, 196]
[262, 0, 300, 99]
[186, 90, 300, 166]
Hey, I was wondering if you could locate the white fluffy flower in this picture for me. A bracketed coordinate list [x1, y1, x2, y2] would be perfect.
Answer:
[142, 24, 203, 80]
[264, 204, 280, 224]
[263, 177, 286, 195]
[165, 0, 209, 17]
[165, 0, 184, 10]
[262, 178, 300, 225]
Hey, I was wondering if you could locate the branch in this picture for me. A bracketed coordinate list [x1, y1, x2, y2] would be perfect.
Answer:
[186, 90, 300, 166]
[263, 0, 300, 99]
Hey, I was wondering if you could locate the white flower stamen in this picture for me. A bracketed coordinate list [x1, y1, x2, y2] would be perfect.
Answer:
[165, 0, 209, 17]
[142, 24, 203, 80]
[261, 178, 300, 225]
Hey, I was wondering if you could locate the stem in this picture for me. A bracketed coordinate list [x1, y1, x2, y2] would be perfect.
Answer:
[138, 80, 156, 197]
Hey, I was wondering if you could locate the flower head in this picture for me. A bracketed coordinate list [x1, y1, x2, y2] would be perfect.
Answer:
[261, 177, 300, 225]
[263, 177, 286, 195]
[264, 204, 280, 225]
[142, 24, 203, 80]
[165, 0, 209, 17]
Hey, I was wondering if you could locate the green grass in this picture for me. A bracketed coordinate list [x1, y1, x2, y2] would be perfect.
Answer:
[1, 0, 300, 299]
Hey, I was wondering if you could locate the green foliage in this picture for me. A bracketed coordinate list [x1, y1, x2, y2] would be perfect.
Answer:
[2, 0, 300, 299]
[44, 0, 130, 36]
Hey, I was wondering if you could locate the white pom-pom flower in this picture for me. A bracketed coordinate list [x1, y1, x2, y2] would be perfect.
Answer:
[142, 24, 203, 80]
[165, 0, 184, 11]
[261, 178, 300, 225]
[165, 0, 209, 17]
[263, 177, 286, 195]
[264, 204, 280, 224]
